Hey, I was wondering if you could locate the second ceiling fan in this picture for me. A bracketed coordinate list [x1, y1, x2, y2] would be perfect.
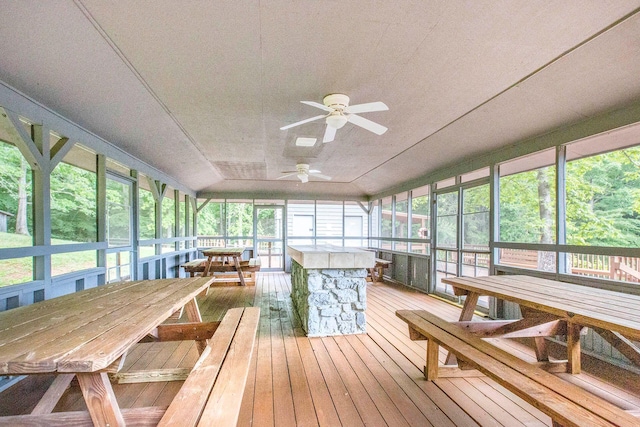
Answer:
[280, 93, 388, 143]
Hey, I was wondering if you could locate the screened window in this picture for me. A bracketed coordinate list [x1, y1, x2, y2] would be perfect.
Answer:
[566, 146, 640, 247]
[411, 186, 430, 239]
[106, 177, 131, 247]
[51, 250, 97, 276]
[436, 191, 458, 249]
[499, 150, 556, 245]
[394, 192, 408, 251]
[51, 145, 97, 244]
[0, 139, 33, 247]
[226, 201, 253, 247]
[498, 150, 557, 272]
[462, 184, 489, 250]
[138, 187, 156, 240]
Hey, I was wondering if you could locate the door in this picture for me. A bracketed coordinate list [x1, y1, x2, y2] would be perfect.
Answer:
[255, 206, 285, 270]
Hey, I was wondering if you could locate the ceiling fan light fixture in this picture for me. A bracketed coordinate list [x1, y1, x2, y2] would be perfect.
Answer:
[297, 173, 309, 183]
[326, 113, 348, 129]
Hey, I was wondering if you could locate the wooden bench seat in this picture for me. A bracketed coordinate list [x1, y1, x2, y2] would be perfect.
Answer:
[368, 258, 391, 282]
[158, 306, 260, 427]
[396, 309, 640, 427]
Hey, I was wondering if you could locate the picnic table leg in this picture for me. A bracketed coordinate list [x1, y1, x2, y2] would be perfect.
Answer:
[445, 290, 480, 365]
[203, 255, 213, 277]
[31, 373, 75, 415]
[184, 298, 208, 354]
[567, 322, 582, 374]
[425, 340, 440, 380]
[77, 372, 125, 427]
[233, 255, 247, 286]
[520, 306, 551, 362]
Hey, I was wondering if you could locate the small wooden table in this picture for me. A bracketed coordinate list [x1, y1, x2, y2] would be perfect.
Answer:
[202, 247, 247, 286]
[0, 277, 213, 426]
[441, 275, 640, 374]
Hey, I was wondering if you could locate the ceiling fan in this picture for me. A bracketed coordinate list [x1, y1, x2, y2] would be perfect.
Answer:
[277, 163, 331, 183]
[280, 93, 388, 143]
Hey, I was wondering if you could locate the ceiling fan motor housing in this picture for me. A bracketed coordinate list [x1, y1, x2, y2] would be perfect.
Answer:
[323, 93, 350, 110]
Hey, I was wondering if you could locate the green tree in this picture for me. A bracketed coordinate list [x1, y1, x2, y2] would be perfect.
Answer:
[0, 142, 32, 236]
[50, 162, 97, 242]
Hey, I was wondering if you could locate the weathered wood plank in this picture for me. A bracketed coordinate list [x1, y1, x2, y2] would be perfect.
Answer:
[155, 321, 219, 342]
[197, 308, 260, 426]
[109, 368, 191, 384]
[0, 406, 166, 427]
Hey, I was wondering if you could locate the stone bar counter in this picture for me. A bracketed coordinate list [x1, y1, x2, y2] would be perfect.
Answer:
[288, 245, 374, 337]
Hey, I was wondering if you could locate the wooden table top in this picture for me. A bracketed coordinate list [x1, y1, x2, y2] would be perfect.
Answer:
[442, 275, 640, 341]
[202, 247, 246, 257]
[0, 277, 213, 375]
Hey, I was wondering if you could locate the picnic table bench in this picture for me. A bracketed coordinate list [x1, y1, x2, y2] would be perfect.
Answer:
[397, 309, 640, 427]
[158, 306, 259, 426]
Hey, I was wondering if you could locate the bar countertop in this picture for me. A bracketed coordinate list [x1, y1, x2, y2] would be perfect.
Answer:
[287, 245, 374, 269]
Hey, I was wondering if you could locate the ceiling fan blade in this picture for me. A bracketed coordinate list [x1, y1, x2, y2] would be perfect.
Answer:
[280, 114, 326, 130]
[344, 101, 389, 114]
[311, 173, 332, 180]
[347, 114, 388, 135]
[301, 101, 333, 112]
[277, 172, 298, 180]
[323, 124, 336, 143]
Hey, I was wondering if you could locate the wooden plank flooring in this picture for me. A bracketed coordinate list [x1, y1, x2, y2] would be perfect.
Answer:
[2, 272, 640, 426]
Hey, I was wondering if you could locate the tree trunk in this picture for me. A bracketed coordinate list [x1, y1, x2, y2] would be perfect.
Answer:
[537, 169, 554, 271]
[15, 157, 30, 236]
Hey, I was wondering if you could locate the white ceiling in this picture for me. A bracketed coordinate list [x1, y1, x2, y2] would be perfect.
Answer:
[1, 1, 640, 198]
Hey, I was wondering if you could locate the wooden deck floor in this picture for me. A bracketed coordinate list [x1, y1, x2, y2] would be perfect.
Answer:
[3, 272, 640, 426]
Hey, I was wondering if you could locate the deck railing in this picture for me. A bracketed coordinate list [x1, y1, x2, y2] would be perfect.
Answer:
[499, 248, 640, 283]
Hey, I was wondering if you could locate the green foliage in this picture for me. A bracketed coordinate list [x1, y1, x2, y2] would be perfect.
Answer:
[50, 162, 97, 242]
[0, 143, 32, 234]
[411, 193, 430, 238]
[161, 196, 175, 238]
[566, 147, 640, 247]
[500, 167, 555, 243]
[197, 201, 224, 235]
[499, 148, 640, 247]
[463, 185, 490, 249]
[106, 179, 131, 245]
[139, 189, 156, 239]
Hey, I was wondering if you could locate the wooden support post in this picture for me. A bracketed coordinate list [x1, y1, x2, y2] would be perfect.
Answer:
[445, 291, 479, 365]
[566, 322, 582, 374]
[77, 372, 125, 427]
[183, 298, 207, 354]
[31, 374, 75, 415]
[425, 340, 440, 381]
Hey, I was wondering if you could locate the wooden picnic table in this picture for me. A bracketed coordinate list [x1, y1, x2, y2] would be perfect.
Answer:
[201, 247, 247, 286]
[441, 275, 640, 374]
[0, 277, 214, 426]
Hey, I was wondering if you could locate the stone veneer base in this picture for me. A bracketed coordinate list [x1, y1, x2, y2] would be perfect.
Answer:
[290, 260, 367, 337]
